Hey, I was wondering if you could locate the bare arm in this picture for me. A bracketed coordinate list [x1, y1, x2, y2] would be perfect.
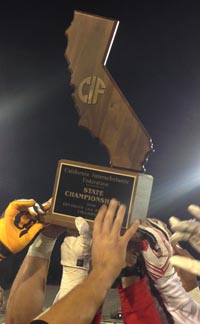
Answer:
[5, 254, 49, 324]
[5, 226, 65, 324]
[33, 269, 112, 324]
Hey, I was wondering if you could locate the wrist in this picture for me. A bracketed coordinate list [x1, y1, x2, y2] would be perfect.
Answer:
[27, 233, 56, 260]
[91, 268, 117, 292]
[61, 257, 90, 271]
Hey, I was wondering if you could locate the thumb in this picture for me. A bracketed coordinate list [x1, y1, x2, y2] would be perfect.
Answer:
[75, 217, 91, 237]
[123, 220, 140, 243]
[28, 198, 52, 217]
[42, 198, 52, 212]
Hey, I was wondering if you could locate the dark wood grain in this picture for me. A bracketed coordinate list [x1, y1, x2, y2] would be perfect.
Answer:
[65, 11, 153, 171]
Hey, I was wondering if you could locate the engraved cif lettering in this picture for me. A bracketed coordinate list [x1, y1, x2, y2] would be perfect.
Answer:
[78, 76, 106, 104]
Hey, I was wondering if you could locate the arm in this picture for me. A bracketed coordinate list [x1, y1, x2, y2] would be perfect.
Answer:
[53, 217, 92, 302]
[5, 252, 49, 324]
[140, 221, 200, 324]
[147, 218, 200, 303]
[33, 271, 113, 324]
[155, 273, 200, 324]
[169, 204, 200, 276]
[31, 199, 139, 324]
[5, 225, 65, 324]
[53, 217, 102, 324]
[172, 244, 200, 304]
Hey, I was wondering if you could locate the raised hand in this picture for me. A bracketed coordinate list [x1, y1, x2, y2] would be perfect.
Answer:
[92, 199, 139, 284]
[170, 204, 200, 252]
[60, 217, 92, 270]
[0, 198, 51, 258]
[138, 222, 174, 280]
[169, 204, 200, 275]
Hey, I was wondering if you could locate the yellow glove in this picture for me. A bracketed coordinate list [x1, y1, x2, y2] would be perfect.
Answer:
[0, 198, 51, 258]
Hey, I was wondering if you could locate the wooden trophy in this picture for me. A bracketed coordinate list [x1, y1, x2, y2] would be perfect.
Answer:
[44, 11, 154, 230]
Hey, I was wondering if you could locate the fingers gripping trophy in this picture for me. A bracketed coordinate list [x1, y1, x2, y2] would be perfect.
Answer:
[0, 198, 51, 259]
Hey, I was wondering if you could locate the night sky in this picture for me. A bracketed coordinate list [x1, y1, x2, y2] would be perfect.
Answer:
[0, 1, 200, 283]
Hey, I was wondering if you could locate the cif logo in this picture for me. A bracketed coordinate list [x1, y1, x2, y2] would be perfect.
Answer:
[78, 76, 106, 104]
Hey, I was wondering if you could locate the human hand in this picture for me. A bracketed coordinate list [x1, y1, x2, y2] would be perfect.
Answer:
[61, 217, 92, 271]
[0, 198, 51, 258]
[119, 219, 162, 280]
[169, 204, 200, 276]
[27, 197, 52, 218]
[148, 218, 199, 289]
[139, 222, 174, 280]
[92, 199, 139, 284]
[169, 204, 200, 252]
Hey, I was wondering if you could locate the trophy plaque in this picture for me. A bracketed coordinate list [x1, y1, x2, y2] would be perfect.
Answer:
[45, 160, 153, 230]
[44, 11, 154, 229]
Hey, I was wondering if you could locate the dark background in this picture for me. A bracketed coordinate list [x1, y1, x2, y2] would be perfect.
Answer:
[0, 0, 200, 286]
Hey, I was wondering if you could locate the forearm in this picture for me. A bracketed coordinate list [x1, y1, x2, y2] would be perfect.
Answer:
[5, 233, 56, 324]
[34, 270, 112, 324]
[5, 255, 49, 324]
[155, 273, 200, 324]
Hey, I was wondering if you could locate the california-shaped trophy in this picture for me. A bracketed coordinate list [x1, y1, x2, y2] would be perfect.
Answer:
[44, 12, 154, 229]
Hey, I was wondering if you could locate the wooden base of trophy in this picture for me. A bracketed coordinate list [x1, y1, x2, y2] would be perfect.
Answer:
[43, 160, 153, 230]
